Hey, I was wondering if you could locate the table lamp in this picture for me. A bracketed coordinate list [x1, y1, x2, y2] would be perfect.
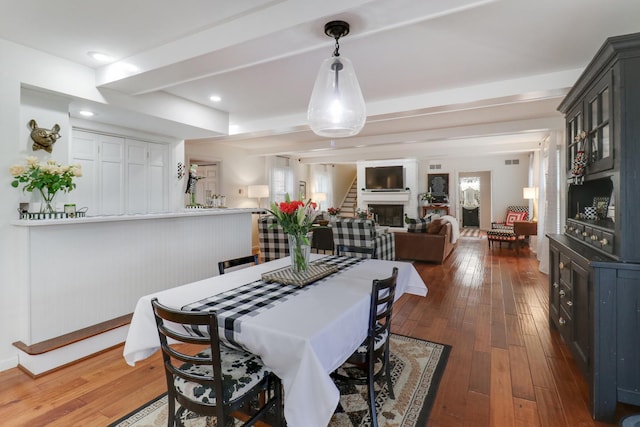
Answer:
[248, 185, 269, 209]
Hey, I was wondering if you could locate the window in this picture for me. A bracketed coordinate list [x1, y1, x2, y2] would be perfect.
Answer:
[312, 166, 331, 211]
[270, 157, 294, 203]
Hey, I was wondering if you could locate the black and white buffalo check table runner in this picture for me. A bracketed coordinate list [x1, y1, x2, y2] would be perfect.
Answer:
[182, 256, 364, 349]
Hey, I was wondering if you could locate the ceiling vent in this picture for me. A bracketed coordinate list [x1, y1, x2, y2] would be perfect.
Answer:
[429, 164, 442, 170]
[504, 159, 520, 165]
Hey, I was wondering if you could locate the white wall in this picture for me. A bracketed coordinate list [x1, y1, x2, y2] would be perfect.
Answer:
[418, 154, 531, 225]
[0, 38, 198, 371]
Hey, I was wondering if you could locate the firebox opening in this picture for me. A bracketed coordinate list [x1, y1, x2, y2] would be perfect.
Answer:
[369, 204, 404, 227]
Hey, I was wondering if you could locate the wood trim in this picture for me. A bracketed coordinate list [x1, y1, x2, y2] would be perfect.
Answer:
[17, 343, 125, 379]
[13, 313, 132, 355]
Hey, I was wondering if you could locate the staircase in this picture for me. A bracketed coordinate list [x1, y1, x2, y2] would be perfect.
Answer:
[338, 178, 358, 218]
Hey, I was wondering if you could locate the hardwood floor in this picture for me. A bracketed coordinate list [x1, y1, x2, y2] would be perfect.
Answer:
[0, 237, 637, 426]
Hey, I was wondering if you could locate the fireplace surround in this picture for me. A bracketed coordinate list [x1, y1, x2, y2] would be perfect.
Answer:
[369, 204, 403, 227]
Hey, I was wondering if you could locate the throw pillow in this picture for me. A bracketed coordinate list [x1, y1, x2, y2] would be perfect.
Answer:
[427, 219, 443, 234]
[505, 210, 527, 226]
[407, 217, 428, 233]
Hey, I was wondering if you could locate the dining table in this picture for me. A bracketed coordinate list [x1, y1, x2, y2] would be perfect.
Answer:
[123, 253, 427, 427]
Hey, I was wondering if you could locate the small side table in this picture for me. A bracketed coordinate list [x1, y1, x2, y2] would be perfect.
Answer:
[513, 221, 538, 252]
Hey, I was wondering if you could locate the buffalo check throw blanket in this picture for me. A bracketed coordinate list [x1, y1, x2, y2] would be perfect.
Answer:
[182, 256, 364, 350]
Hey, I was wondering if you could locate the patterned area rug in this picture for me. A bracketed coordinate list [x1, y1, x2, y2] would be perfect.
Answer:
[109, 334, 450, 427]
[459, 227, 485, 238]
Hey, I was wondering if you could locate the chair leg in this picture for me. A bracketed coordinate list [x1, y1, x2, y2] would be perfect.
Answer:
[384, 348, 395, 399]
[274, 377, 283, 427]
[368, 359, 378, 427]
[168, 395, 176, 427]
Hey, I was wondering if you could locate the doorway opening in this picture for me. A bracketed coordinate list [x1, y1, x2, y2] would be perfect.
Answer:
[458, 171, 491, 229]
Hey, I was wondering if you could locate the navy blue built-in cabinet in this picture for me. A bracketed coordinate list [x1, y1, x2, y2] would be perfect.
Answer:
[549, 32, 640, 422]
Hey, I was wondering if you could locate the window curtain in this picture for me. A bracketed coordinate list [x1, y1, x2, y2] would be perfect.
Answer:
[269, 156, 293, 204]
[537, 130, 562, 274]
[310, 164, 332, 211]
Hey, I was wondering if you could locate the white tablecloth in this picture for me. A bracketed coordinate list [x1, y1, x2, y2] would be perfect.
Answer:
[123, 254, 427, 427]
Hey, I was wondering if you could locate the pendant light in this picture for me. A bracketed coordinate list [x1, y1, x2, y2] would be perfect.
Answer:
[307, 20, 366, 138]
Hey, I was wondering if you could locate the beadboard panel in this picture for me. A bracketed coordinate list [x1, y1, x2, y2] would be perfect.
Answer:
[16, 210, 252, 344]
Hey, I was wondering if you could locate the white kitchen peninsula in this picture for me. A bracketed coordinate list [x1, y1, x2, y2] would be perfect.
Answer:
[11, 208, 254, 375]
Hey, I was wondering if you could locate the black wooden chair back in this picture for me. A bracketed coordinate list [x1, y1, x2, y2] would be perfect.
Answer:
[331, 267, 398, 427]
[151, 298, 282, 427]
[218, 254, 258, 275]
[336, 244, 375, 259]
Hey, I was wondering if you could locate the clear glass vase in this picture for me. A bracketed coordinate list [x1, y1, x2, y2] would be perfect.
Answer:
[288, 233, 311, 273]
[39, 189, 57, 214]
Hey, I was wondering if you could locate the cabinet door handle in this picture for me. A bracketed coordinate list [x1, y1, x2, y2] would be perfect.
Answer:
[600, 238, 609, 246]
[559, 317, 566, 325]
[559, 261, 564, 270]
[582, 231, 589, 237]
[559, 289, 565, 298]
[575, 229, 581, 235]
[553, 282, 559, 289]
[591, 235, 598, 241]
[566, 300, 573, 307]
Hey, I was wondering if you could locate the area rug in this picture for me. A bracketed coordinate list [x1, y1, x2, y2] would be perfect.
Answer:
[459, 227, 485, 238]
[109, 334, 450, 427]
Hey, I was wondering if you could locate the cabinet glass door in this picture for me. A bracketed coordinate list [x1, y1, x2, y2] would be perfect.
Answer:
[566, 107, 583, 174]
[586, 73, 613, 173]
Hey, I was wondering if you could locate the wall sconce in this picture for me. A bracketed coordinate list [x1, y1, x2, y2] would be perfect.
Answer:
[248, 185, 270, 209]
[307, 20, 366, 138]
[177, 162, 184, 180]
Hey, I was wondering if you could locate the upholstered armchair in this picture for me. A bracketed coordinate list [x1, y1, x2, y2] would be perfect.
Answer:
[258, 216, 289, 262]
[330, 218, 395, 260]
[490, 206, 529, 231]
[486, 205, 531, 249]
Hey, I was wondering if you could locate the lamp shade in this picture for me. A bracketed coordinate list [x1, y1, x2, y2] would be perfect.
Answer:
[312, 192, 327, 202]
[248, 185, 269, 199]
[307, 56, 366, 138]
[523, 187, 536, 200]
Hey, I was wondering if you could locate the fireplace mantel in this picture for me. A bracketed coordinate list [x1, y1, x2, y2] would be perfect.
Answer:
[360, 190, 411, 203]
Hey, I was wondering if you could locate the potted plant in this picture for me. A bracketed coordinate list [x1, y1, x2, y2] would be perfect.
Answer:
[420, 192, 435, 205]
[9, 156, 82, 214]
[327, 207, 341, 216]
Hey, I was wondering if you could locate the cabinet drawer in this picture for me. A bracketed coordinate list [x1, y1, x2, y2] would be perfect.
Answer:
[572, 222, 584, 239]
[559, 282, 573, 318]
[587, 228, 602, 248]
[558, 305, 573, 338]
[582, 225, 593, 242]
[559, 253, 571, 283]
[600, 230, 614, 254]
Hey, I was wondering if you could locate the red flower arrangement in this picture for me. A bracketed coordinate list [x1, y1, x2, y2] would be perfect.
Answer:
[268, 194, 319, 272]
[327, 207, 341, 216]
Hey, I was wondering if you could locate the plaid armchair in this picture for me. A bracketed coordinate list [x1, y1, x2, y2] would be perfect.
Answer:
[330, 218, 395, 260]
[258, 216, 289, 262]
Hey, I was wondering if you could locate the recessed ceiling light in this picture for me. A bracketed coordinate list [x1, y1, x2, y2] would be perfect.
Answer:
[87, 51, 113, 62]
[79, 110, 95, 117]
[209, 95, 222, 102]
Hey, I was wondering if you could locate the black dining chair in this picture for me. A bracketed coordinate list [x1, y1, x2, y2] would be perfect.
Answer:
[218, 254, 259, 275]
[331, 267, 398, 427]
[151, 298, 283, 427]
[336, 244, 375, 259]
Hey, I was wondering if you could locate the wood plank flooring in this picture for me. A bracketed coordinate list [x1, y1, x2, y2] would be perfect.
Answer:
[0, 237, 637, 426]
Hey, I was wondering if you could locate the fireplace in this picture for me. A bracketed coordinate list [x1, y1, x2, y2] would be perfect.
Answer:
[370, 204, 404, 227]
